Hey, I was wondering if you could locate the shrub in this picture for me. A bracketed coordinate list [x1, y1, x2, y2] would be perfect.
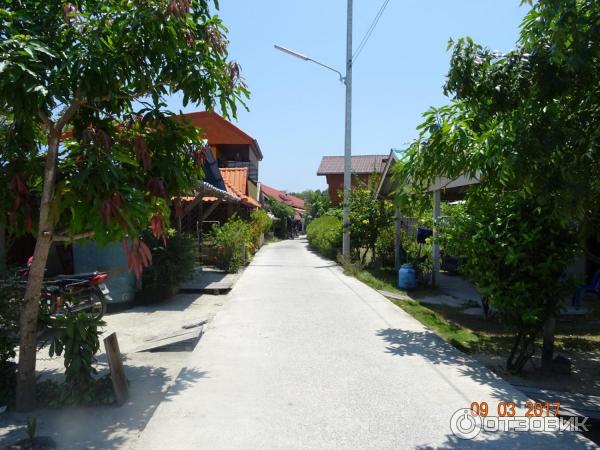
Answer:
[0, 276, 21, 365]
[401, 229, 432, 283]
[307, 216, 342, 259]
[46, 311, 114, 406]
[266, 198, 294, 238]
[141, 230, 199, 302]
[0, 276, 22, 406]
[249, 209, 272, 251]
[210, 215, 253, 273]
[375, 225, 395, 268]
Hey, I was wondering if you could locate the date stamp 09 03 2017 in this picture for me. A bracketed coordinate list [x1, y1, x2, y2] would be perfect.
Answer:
[449, 401, 590, 440]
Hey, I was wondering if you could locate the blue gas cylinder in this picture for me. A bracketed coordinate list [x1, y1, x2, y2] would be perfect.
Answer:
[398, 264, 416, 290]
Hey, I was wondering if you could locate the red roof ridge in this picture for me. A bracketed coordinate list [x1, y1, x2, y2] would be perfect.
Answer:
[261, 184, 305, 210]
[178, 111, 254, 142]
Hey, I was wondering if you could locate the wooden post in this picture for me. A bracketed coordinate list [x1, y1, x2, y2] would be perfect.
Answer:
[432, 190, 441, 287]
[103, 333, 129, 406]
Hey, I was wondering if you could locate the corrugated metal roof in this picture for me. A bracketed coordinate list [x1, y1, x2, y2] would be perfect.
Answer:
[317, 155, 388, 175]
[183, 181, 240, 203]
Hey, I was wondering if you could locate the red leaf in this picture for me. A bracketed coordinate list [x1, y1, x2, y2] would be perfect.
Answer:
[134, 136, 151, 171]
[150, 213, 164, 240]
[147, 178, 167, 199]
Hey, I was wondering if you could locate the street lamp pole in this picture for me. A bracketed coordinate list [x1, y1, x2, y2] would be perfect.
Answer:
[342, 0, 353, 259]
[274, 0, 354, 259]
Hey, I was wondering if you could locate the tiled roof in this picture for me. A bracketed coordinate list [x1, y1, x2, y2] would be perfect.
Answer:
[177, 111, 263, 160]
[206, 168, 261, 208]
[317, 155, 388, 175]
[261, 184, 305, 210]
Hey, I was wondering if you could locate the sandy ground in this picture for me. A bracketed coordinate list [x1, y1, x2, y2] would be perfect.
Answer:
[0, 290, 231, 449]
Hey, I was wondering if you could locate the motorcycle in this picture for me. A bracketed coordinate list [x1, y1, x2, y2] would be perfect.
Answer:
[43, 272, 110, 319]
[20, 258, 111, 319]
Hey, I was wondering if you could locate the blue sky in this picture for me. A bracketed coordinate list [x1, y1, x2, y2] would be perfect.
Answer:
[168, 1, 529, 192]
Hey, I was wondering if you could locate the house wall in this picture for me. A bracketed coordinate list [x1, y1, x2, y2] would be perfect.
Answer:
[326, 174, 371, 205]
[216, 144, 259, 182]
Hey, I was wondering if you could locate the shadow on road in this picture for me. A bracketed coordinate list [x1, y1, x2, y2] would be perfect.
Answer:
[416, 431, 591, 449]
[377, 328, 513, 400]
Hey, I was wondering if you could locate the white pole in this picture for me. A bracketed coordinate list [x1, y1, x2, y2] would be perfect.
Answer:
[342, 0, 353, 258]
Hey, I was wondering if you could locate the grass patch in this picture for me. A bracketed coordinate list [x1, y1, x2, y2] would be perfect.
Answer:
[343, 263, 399, 293]
[343, 260, 600, 357]
[394, 299, 483, 353]
[342, 262, 490, 353]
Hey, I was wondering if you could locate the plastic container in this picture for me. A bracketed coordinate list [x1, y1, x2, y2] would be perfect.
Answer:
[398, 263, 417, 290]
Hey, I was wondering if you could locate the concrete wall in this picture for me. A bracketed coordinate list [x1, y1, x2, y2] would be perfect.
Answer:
[73, 241, 136, 305]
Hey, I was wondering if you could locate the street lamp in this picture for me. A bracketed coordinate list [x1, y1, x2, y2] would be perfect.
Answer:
[274, 0, 353, 258]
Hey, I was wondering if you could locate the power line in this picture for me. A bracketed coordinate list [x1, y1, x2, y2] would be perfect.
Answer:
[352, 0, 392, 63]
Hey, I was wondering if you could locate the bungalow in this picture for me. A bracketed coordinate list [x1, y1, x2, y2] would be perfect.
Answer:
[317, 154, 388, 205]
[179, 111, 263, 183]
[177, 112, 263, 236]
[260, 184, 306, 221]
[375, 148, 479, 285]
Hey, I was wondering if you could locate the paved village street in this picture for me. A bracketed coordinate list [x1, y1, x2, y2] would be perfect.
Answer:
[137, 239, 593, 449]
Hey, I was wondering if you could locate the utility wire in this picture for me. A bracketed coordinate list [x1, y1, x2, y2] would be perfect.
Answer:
[352, 0, 392, 63]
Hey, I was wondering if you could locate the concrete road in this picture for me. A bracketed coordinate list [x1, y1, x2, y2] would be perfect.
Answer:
[137, 239, 593, 449]
[1, 292, 229, 449]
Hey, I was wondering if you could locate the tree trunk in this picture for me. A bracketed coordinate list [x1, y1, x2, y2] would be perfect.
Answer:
[15, 129, 59, 412]
[542, 315, 556, 370]
[507, 331, 536, 373]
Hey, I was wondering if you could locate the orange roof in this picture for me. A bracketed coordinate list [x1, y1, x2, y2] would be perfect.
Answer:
[204, 168, 261, 208]
[177, 111, 263, 160]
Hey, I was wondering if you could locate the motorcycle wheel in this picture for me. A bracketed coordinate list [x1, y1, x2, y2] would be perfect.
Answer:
[90, 291, 107, 319]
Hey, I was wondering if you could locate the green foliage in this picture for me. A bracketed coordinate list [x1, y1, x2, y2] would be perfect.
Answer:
[0, 275, 21, 365]
[348, 179, 394, 265]
[0, 0, 248, 243]
[304, 190, 331, 220]
[397, 0, 600, 371]
[2, 1, 248, 407]
[36, 375, 114, 408]
[141, 230, 198, 302]
[249, 209, 272, 251]
[48, 310, 108, 402]
[209, 215, 253, 273]
[266, 197, 294, 239]
[395, 300, 481, 354]
[307, 216, 342, 259]
[375, 225, 395, 268]
[402, 230, 432, 282]
[266, 197, 294, 220]
[440, 192, 577, 324]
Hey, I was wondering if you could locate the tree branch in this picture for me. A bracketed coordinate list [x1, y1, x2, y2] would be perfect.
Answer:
[56, 96, 82, 130]
[37, 111, 53, 129]
[52, 230, 95, 242]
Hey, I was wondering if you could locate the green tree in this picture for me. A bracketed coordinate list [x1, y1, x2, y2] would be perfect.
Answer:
[307, 190, 331, 220]
[398, 0, 599, 371]
[349, 177, 394, 265]
[1, 0, 247, 410]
